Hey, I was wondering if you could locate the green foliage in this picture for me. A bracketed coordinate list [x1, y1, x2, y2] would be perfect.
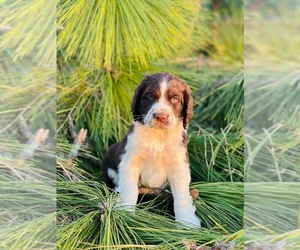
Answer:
[0, 213, 56, 250]
[243, 2, 300, 248]
[244, 183, 300, 248]
[206, 7, 244, 65]
[192, 72, 244, 131]
[181, 0, 244, 65]
[245, 73, 300, 131]
[245, 6, 300, 67]
[0, 180, 55, 250]
[243, 71, 300, 247]
[244, 72, 300, 184]
[245, 128, 300, 182]
[189, 127, 243, 183]
[0, 67, 56, 134]
[57, 0, 199, 69]
[194, 182, 244, 233]
[56, 0, 203, 148]
[0, 0, 55, 66]
[57, 179, 244, 249]
[57, 65, 142, 147]
[0, 1, 56, 249]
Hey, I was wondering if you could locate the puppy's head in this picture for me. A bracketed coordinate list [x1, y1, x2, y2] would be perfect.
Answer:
[131, 72, 193, 129]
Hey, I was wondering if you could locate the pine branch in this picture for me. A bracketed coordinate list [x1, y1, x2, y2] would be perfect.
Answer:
[183, 240, 235, 250]
[138, 187, 199, 200]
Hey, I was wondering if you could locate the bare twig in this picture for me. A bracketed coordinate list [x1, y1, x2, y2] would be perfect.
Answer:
[21, 128, 49, 159]
[138, 187, 162, 195]
[61, 167, 80, 181]
[19, 116, 33, 140]
[68, 116, 78, 141]
[65, 117, 101, 166]
[69, 128, 87, 159]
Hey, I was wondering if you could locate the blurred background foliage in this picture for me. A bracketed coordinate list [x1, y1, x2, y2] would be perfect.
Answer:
[244, 0, 300, 249]
[0, 0, 56, 249]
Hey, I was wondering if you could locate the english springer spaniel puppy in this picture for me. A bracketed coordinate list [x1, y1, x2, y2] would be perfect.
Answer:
[102, 72, 201, 227]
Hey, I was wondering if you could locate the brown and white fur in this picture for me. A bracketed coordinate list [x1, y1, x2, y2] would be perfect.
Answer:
[102, 72, 201, 227]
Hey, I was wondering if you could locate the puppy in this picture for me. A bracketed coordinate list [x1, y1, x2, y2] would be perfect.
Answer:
[102, 72, 201, 227]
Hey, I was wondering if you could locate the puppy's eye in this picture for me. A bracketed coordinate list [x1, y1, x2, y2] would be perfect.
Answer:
[145, 94, 155, 101]
[171, 97, 179, 104]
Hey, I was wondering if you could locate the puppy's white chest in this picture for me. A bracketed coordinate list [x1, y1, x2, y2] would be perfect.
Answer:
[139, 155, 168, 188]
[125, 123, 186, 188]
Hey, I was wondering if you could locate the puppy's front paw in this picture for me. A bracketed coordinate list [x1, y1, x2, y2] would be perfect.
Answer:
[114, 198, 135, 212]
[176, 214, 201, 228]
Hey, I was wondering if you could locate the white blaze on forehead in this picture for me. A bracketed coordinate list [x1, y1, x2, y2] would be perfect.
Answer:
[159, 79, 168, 102]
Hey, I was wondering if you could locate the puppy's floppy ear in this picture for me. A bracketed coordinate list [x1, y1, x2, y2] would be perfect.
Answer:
[182, 83, 193, 129]
[131, 75, 149, 122]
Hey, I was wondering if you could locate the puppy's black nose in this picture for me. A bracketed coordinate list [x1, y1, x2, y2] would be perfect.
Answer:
[153, 113, 169, 123]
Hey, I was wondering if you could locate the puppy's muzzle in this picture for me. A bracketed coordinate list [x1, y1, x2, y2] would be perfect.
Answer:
[151, 112, 170, 128]
[153, 113, 169, 124]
